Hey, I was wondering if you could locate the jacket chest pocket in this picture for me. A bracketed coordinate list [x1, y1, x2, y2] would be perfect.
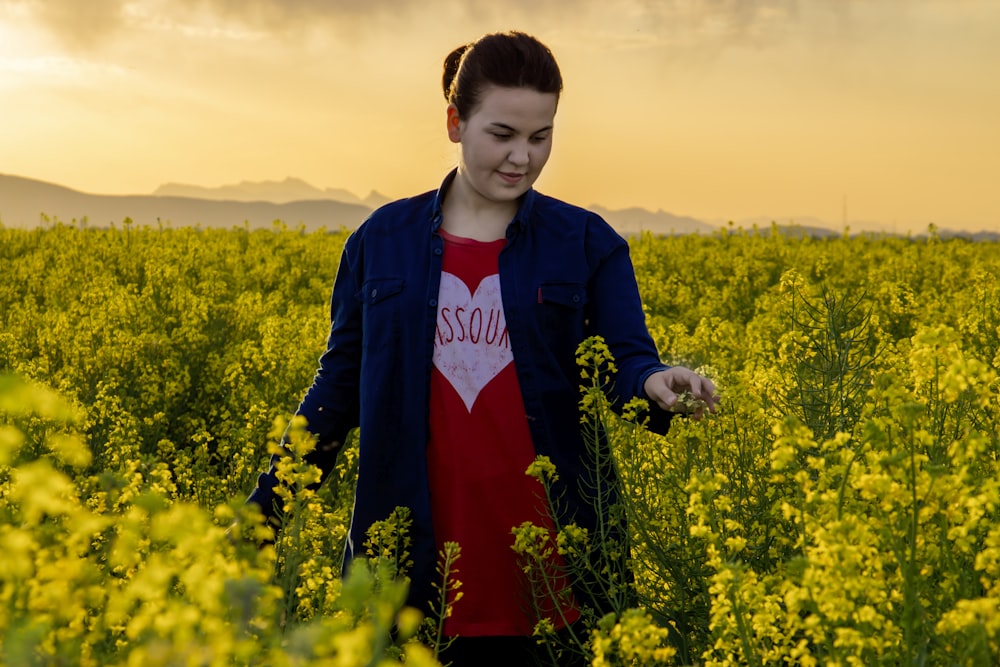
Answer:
[536, 281, 589, 343]
[358, 278, 406, 352]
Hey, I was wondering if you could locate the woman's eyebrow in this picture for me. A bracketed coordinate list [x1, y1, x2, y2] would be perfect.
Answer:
[488, 121, 554, 134]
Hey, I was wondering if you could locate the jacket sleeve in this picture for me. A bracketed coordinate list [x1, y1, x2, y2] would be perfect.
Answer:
[586, 226, 676, 436]
[246, 234, 364, 520]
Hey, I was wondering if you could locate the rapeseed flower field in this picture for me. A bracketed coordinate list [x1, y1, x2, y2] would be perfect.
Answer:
[1, 221, 997, 665]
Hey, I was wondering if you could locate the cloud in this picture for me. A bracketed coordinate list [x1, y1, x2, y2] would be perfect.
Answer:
[4, 0, 126, 49]
[4, 0, 421, 50]
[6, 0, 918, 55]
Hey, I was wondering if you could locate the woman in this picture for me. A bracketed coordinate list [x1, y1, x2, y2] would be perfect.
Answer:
[248, 30, 719, 666]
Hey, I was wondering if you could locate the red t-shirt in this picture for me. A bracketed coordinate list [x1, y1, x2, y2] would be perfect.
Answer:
[427, 230, 579, 637]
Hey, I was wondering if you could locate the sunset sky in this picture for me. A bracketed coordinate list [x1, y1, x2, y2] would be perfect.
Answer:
[1, 0, 998, 233]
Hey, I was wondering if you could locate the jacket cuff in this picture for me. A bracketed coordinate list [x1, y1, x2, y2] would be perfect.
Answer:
[637, 364, 676, 436]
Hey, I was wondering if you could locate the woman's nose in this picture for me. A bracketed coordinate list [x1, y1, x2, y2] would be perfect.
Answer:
[507, 142, 529, 166]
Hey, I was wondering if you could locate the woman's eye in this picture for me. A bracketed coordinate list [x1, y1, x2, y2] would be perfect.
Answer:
[530, 135, 549, 144]
[492, 133, 512, 140]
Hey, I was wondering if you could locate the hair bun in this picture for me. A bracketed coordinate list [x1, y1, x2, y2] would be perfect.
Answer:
[442, 44, 470, 100]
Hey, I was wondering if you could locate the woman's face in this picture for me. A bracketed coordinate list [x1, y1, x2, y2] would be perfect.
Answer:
[449, 85, 558, 206]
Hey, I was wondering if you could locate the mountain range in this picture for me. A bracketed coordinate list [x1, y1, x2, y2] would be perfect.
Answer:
[0, 173, 724, 235]
[0, 174, 372, 233]
[2, 173, 994, 240]
[153, 177, 393, 209]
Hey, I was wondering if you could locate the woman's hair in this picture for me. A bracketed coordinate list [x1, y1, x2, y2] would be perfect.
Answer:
[442, 31, 563, 118]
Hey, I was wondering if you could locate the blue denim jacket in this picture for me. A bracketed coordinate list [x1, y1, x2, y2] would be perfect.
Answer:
[248, 169, 674, 613]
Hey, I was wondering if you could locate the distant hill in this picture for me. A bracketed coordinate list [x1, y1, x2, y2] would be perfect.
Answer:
[0, 173, 726, 235]
[725, 214, 872, 238]
[154, 177, 392, 209]
[590, 205, 716, 236]
[0, 174, 373, 231]
[11, 172, 990, 240]
[152, 179, 719, 235]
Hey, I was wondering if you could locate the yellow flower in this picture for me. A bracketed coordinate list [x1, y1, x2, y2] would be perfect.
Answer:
[525, 455, 558, 484]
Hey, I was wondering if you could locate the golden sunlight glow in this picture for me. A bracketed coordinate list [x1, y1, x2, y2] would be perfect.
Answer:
[1, 1, 998, 234]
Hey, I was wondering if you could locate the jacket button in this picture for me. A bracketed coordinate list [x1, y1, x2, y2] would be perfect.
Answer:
[429, 299, 437, 307]
[371, 288, 378, 298]
[433, 247, 443, 256]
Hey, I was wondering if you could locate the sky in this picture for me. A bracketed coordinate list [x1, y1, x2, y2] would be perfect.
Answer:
[1, 0, 998, 234]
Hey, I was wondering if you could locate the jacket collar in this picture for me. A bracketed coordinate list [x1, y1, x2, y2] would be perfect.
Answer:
[431, 168, 537, 235]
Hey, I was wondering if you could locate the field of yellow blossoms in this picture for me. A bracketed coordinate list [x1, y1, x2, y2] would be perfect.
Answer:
[1, 220, 998, 666]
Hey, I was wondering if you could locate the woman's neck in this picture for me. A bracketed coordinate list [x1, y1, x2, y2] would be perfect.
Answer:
[440, 175, 519, 241]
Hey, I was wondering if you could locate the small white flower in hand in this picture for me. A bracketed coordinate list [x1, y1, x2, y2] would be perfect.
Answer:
[643, 367, 721, 420]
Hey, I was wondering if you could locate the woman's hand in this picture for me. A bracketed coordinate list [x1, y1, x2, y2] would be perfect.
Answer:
[643, 367, 721, 420]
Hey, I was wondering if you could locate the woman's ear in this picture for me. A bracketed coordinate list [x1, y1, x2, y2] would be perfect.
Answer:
[446, 104, 462, 143]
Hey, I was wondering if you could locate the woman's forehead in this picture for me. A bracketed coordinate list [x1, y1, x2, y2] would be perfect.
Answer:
[470, 85, 558, 126]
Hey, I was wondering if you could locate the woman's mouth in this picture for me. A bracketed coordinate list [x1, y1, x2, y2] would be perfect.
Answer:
[497, 171, 525, 185]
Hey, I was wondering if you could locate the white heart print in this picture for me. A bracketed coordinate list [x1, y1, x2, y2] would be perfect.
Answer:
[433, 272, 512, 412]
